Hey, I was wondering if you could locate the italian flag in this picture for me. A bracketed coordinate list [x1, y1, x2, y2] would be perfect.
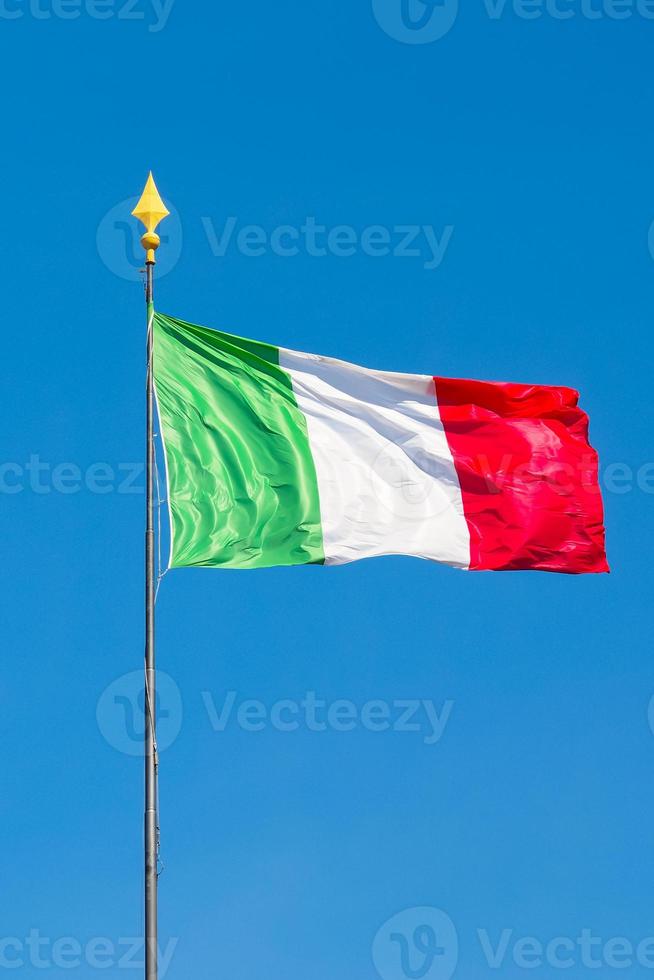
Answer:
[153, 313, 608, 574]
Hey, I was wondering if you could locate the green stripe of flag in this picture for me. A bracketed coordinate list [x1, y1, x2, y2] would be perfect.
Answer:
[153, 312, 324, 569]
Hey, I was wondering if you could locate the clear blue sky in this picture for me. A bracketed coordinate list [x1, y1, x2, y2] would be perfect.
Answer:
[3, 3, 654, 978]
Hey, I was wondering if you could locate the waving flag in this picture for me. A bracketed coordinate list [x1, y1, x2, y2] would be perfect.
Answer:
[153, 313, 607, 574]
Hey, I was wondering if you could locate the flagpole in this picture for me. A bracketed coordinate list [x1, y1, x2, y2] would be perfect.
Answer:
[144, 255, 157, 980]
[132, 174, 170, 980]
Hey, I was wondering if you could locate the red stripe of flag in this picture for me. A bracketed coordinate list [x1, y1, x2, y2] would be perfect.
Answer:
[434, 377, 608, 573]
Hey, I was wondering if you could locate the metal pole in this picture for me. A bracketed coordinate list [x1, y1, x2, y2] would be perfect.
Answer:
[144, 261, 158, 980]
[132, 173, 168, 980]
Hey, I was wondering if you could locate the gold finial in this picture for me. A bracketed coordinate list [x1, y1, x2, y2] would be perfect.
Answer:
[132, 172, 170, 264]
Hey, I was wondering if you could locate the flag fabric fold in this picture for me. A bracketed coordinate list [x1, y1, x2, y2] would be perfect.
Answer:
[153, 312, 608, 574]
